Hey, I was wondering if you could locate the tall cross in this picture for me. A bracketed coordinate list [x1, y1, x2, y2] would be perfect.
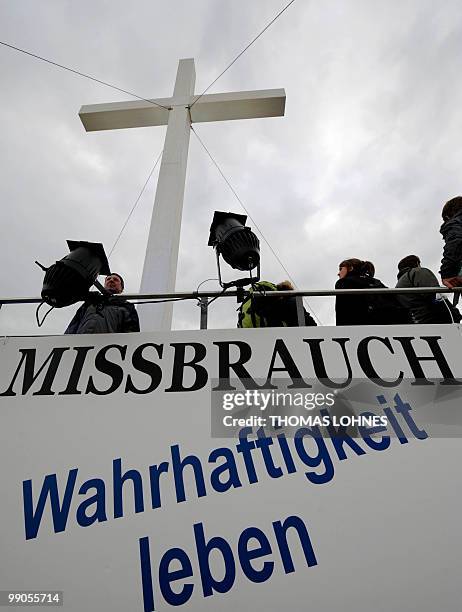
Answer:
[79, 58, 285, 331]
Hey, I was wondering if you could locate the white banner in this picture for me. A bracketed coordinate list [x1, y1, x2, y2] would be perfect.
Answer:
[1, 325, 461, 611]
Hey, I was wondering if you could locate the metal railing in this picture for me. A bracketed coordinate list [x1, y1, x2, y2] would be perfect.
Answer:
[1, 286, 460, 330]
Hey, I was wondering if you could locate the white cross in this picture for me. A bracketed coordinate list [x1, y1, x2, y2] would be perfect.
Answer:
[79, 58, 285, 330]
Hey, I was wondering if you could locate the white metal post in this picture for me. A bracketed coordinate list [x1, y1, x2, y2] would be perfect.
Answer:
[139, 59, 195, 330]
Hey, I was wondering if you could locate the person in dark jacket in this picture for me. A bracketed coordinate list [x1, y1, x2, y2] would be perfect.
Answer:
[396, 255, 457, 323]
[274, 280, 317, 326]
[335, 258, 409, 326]
[335, 259, 377, 325]
[440, 196, 462, 289]
[65, 273, 140, 334]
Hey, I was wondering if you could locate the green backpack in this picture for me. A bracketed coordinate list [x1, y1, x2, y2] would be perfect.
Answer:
[238, 281, 286, 328]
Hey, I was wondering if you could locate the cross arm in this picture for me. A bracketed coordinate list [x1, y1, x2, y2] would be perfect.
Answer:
[189, 88, 286, 123]
[79, 88, 286, 132]
[79, 97, 172, 132]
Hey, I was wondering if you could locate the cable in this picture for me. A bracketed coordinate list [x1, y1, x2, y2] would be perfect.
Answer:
[207, 287, 229, 307]
[190, 125, 322, 324]
[250, 265, 255, 288]
[193, 279, 222, 319]
[108, 150, 163, 257]
[438, 293, 457, 323]
[196, 278, 220, 292]
[35, 302, 55, 327]
[0, 40, 170, 111]
[2, 1, 297, 114]
[190, 0, 297, 108]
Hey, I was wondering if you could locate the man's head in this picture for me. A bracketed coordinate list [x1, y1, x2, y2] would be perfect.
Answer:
[398, 255, 420, 271]
[442, 197, 462, 222]
[104, 273, 124, 295]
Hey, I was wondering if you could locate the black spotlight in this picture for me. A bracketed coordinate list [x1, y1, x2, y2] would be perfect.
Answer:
[39, 241, 110, 307]
[208, 211, 260, 288]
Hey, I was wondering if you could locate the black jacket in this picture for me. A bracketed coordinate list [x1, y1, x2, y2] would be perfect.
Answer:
[252, 294, 317, 327]
[440, 211, 462, 278]
[336, 273, 410, 326]
[65, 294, 140, 334]
[335, 273, 376, 325]
[396, 266, 443, 324]
[272, 296, 317, 327]
[397, 266, 460, 324]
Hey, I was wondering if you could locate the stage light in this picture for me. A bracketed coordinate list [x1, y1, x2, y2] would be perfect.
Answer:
[208, 211, 260, 271]
[208, 211, 260, 289]
[39, 241, 110, 308]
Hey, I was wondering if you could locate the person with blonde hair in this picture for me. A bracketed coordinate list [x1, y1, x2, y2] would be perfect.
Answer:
[275, 280, 316, 326]
[277, 280, 295, 291]
[237, 280, 316, 327]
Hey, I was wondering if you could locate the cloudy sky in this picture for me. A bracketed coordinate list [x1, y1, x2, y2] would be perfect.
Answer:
[1, 0, 461, 335]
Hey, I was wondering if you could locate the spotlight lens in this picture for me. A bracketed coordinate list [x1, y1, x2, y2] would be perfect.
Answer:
[208, 211, 260, 271]
[220, 227, 260, 271]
